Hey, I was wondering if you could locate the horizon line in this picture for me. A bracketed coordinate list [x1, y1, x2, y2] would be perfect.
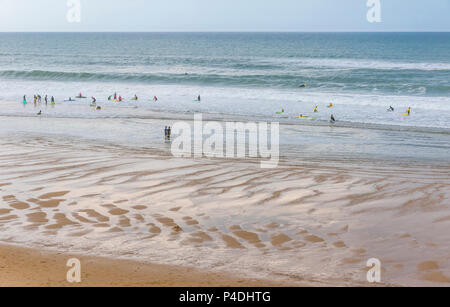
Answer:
[0, 30, 449, 33]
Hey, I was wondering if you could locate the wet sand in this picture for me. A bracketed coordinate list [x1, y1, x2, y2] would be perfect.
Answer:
[0, 130, 449, 286]
[0, 244, 290, 287]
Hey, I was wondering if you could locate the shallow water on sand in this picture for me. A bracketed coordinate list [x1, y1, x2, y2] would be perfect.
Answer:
[0, 114, 449, 286]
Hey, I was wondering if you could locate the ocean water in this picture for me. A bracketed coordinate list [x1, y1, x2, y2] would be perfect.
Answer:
[0, 32, 449, 130]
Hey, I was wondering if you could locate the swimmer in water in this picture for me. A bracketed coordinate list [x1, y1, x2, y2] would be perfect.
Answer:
[388, 106, 395, 112]
[328, 103, 333, 108]
[37, 110, 42, 116]
[330, 114, 336, 123]
[153, 96, 158, 102]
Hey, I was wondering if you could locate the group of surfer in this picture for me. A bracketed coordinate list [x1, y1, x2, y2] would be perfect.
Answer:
[279, 104, 336, 123]
[279, 103, 412, 124]
[23, 94, 55, 107]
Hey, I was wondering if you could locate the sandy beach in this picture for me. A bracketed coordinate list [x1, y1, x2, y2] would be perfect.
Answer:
[0, 244, 293, 287]
[1, 117, 449, 287]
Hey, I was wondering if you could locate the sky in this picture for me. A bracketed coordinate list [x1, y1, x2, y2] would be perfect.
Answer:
[0, 0, 449, 32]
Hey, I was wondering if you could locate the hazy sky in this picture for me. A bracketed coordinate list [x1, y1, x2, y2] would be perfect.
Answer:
[0, 0, 449, 32]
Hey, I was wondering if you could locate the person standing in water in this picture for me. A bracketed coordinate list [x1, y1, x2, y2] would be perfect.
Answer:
[114, 92, 117, 100]
[153, 96, 158, 102]
[314, 106, 318, 113]
[198, 95, 201, 102]
[51, 96, 55, 105]
[23, 95, 27, 105]
[330, 114, 336, 123]
[407, 107, 411, 116]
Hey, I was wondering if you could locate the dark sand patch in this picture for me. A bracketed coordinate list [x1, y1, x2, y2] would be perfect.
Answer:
[10, 202, 29, 210]
[39, 191, 69, 199]
[109, 208, 129, 216]
[222, 234, 245, 249]
[270, 233, 292, 246]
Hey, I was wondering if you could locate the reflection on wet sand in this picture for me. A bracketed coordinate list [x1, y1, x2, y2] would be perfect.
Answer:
[0, 133, 449, 286]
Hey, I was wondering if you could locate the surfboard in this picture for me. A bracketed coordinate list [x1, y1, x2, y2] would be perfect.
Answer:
[76, 96, 87, 99]
[395, 114, 410, 117]
[295, 115, 309, 118]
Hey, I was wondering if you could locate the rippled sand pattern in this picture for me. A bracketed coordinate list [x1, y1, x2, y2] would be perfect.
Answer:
[1, 134, 450, 286]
